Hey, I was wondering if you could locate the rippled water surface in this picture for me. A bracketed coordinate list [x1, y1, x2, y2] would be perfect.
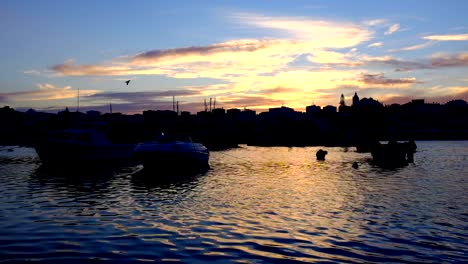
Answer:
[0, 142, 467, 263]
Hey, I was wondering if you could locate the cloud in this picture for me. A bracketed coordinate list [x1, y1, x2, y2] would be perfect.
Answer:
[430, 53, 468, 67]
[307, 49, 360, 66]
[51, 60, 133, 76]
[361, 53, 468, 71]
[423, 34, 468, 41]
[0, 83, 98, 102]
[368, 42, 383, 48]
[362, 19, 386, 26]
[250, 86, 302, 95]
[85, 90, 200, 103]
[23, 69, 41, 75]
[360, 55, 430, 71]
[358, 73, 420, 86]
[395, 41, 433, 51]
[384, 24, 400, 35]
[51, 13, 372, 89]
[234, 13, 372, 47]
[131, 40, 279, 64]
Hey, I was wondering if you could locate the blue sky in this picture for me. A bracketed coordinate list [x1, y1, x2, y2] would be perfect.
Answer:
[1, 0, 467, 113]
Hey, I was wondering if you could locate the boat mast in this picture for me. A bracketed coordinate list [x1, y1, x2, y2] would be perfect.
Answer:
[77, 87, 80, 112]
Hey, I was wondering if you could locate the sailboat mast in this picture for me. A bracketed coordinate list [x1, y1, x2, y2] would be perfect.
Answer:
[77, 87, 80, 112]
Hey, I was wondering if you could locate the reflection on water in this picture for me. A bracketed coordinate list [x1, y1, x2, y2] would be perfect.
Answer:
[0, 142, 467, 263]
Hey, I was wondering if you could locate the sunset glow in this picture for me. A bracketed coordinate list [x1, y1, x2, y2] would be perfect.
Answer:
[1, 0, 467, 113]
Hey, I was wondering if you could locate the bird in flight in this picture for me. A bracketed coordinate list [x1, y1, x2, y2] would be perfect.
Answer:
[125, 80, 131, 85]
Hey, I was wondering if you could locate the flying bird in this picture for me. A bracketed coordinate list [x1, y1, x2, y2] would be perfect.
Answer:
[125, 80, 131, 85]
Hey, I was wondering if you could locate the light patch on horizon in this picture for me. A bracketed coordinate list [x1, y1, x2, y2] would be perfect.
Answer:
[423, 34, 468, 41]
[384, 23, 400, 35]
[381, 85, 468, 104]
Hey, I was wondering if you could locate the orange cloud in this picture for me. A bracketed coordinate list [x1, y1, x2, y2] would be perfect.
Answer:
[0, 83, 98, 102]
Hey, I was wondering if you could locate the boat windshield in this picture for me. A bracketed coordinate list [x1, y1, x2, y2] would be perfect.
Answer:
[153, 133, 192, 143]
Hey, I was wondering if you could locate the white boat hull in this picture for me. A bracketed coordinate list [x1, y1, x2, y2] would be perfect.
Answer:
[134, 141, 209, 171]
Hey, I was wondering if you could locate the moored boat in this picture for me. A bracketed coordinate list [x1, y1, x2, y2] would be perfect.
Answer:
[370, 140, 417, 168]
[133, 133, 209, 172]
[34, 128, 136, 165]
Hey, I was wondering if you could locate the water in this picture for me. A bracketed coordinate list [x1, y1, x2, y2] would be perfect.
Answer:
[0, 142, 467, 263]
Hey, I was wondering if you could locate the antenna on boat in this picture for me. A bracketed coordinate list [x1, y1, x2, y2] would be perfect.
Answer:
[209, 98, 212, 112]
[214, 97, 216, 109]
[173, 96, 175, 112]
[109, 101, 113, 114]
[176, 101, 179, 115]
[77, 87, 80, 112]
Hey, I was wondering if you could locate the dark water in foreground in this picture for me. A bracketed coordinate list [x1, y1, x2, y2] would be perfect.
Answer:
[0, 141, 467, 263]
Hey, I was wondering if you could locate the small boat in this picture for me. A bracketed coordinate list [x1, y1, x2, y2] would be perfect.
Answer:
[370, 140, 417, 168]
[133, 133, 209, 171]
[34, 128, 136, 165]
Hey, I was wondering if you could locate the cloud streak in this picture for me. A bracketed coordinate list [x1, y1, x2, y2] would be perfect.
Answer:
[362, 52, 468, 71]
[395, 41, 433, 51]
[423, 34, 468, 41]
[84, 90, 200, 104]
[430, 53, 468, 67]
[131, 40, 279, 64]
[0, 83, 98, 102]
[384, 24, 400, 35]
[358, 73, 420, 86]
[368, 42, 383, 48]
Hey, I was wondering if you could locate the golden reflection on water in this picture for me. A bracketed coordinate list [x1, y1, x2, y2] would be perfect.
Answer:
[2, 143, 466, 262]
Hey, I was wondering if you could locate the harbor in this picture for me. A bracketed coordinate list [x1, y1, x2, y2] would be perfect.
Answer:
[0, 142, 467, 263]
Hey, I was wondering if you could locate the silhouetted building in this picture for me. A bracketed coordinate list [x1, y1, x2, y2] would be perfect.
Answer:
[227, 108, 241, 116]
[306, 105, 321, 114]
[352, 92, 360, 107]
[339, 94, 346, 107]
[411, 99, 425, 105]
[358, 97, 383, 108]
[212, 108, 226, 116]
[180, 111, 191, 117]
[323, 105, 337, 113]
[269, 106, 295, 115]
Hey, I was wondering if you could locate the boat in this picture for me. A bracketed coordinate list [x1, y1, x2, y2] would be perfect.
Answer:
[133, 133, 209, 172]
[34, 128, 136, 165]
[370, 140, 417, 168]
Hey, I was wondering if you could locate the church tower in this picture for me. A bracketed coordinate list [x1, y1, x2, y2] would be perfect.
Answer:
[339, 93, 346, 106]
[352, 92, 360, 107]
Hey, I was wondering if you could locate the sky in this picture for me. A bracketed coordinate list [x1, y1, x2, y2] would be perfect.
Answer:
[1, 0, 467, 114]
